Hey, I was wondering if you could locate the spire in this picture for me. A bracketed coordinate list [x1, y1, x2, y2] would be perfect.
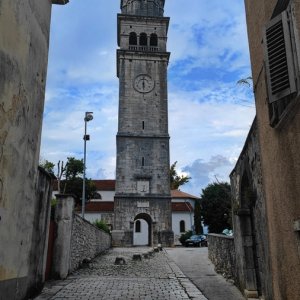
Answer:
[120, 0, 165, 17]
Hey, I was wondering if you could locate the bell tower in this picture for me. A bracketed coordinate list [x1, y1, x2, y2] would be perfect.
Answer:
[112, 0, 174, 247]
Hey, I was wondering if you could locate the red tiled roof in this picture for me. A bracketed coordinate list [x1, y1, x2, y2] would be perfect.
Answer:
[52, 179, 116, 191]
[172, 202, 194, 212]
[93, 180, 116, 191]
[171, 189, 200, 200]
[77, 201, 114, 212]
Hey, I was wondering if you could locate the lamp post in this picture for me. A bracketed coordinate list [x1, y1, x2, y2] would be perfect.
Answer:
[82, 111, 93, 218]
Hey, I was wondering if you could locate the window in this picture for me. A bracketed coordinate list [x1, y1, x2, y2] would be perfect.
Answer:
[142, 157, 145, 167]
[139, 33, 147, 46]
[180, 220, 185, 233]
[135, 220, 141, 233]
[150, 33, 158, 47]
[129, 32, 137, 45]
[142, 121, 145, 130]
[264, 6, 299, 127]
[93, 192, 102, 200]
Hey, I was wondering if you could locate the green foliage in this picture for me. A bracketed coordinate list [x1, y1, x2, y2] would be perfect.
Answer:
[51, 198, 57, 207]
[39, 160, 55, 175]
[170, 161, 191, 190]
[200, 182, 232, 233]
[194, 199, 203, 234]
[179, 230, 193, 245]
[65, 157, 84, 180]
[93, 219, 110, 234]
[62, 177, 97, 205]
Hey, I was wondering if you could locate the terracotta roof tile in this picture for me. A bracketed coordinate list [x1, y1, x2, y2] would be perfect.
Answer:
[93, 180, 116, 191]
[171, 189, 200, 200]
[77, 201, 114, 212]
[172, 202, 194, 212]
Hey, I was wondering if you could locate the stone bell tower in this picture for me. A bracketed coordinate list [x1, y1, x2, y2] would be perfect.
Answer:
[112, 0, 174, 247]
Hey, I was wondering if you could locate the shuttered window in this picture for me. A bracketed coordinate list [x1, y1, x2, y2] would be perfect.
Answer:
[264, 10, 296, 103]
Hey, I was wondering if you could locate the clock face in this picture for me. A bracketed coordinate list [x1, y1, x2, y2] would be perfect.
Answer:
[134, 74, 155, 93]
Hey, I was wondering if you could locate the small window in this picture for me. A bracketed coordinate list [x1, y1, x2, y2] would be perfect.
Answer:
[142, 121, 145, 130]
[180, 220, 185, 233]
[129, 32, 137, 45]
[140, 33, 147, 46]
[142, 157, 145, 167]
[150, 33, 158, 46]
[135, 220, 141, 233]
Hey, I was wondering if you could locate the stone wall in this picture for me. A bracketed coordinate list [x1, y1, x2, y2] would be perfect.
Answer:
[52, 195, 111, 279]
[230, 119, 272, 300]
[70, 214, 111, 272]
[208, 234, 236, 281]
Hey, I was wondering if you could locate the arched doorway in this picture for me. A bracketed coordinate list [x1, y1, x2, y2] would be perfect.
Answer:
[133, 213, 152, 246]
[239, 172, 262, 297]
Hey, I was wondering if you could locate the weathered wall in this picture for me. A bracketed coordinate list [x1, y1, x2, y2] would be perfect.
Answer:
[0, 1, 52, 299]
[230, 120, 273, 300]
[244, 0, 300, 299]
[70, 214, 111, 273]
[208, 234, 236, 281]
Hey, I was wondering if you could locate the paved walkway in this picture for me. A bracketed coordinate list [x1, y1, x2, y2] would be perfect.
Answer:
[166, 247, 245, 300]
[34, 247, 207, 300]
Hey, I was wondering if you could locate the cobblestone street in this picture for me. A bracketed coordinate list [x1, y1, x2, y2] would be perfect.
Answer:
[34, 248, 207, 300]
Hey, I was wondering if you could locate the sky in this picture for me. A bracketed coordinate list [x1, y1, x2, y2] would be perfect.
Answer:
[40, 0, 255, 196]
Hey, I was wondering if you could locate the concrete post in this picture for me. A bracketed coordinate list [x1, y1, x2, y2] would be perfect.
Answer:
[52, 194, 74, 279]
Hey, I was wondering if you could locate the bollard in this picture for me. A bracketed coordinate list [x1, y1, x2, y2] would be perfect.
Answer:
[132, 253, 142, 261]
[115, 257, 126, 265]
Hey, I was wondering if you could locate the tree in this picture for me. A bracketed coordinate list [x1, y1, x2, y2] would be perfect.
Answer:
[39, 160, 55, 175]
[170, 161, 191, 189]
[61, 157, 96, 204]
[194, 199, 203, 234]
[200, 182, 232, 233]
[42, 157, 96, 205]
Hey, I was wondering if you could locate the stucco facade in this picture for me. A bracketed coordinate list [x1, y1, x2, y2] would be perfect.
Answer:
[234, 0, 300, 298]
[0, 1, 68, 299]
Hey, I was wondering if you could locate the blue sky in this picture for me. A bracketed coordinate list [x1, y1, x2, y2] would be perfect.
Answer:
[40, 0, 255, 196]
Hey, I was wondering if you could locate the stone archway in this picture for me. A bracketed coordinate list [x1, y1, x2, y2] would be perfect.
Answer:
[239, 171, 262, 298]
[133, 213, 152, 246]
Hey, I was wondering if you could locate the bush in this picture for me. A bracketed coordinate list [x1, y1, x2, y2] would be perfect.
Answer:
[93, 219, 110, 234]
[179, 230, 193, 245]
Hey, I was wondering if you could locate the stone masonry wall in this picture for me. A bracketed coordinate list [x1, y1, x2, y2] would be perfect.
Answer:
[208, 234, 236, 281]
[70, 214, 111, 273]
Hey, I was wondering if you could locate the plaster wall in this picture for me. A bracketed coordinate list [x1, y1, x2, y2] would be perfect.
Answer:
[244, 0, 300, 298]
[172, 212, 193, 245]
[92, 190, 115, 202]
[0, 0, 53, 299]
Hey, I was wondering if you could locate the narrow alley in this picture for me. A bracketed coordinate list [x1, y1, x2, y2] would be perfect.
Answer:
[34, 247, 244, 300]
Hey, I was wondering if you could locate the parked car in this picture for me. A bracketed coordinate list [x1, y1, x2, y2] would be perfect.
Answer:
[184, 235, 207, 247]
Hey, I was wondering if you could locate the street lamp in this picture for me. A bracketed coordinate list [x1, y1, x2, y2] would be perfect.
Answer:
[82, 111, 93, 218]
